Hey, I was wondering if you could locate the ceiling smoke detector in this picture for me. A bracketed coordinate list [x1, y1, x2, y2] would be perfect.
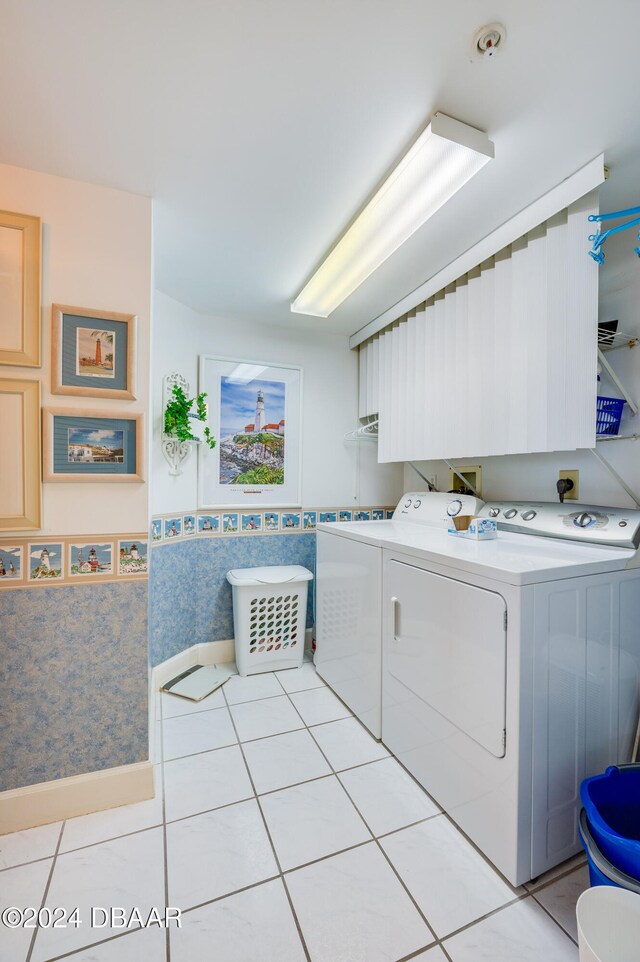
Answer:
[473, 23, 506, 59]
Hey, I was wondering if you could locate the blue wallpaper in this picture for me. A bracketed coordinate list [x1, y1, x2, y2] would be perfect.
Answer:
[0, 581, 149, 791]
[148, 540, 198, 666]
[149, 533, 316, 666]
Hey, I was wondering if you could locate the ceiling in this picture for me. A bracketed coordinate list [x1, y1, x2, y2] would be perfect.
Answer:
[2, 1, 640, 337]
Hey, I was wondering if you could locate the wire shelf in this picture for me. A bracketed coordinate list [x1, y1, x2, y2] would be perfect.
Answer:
[597, 330, 639, 352]
[344, 418, 379, 441]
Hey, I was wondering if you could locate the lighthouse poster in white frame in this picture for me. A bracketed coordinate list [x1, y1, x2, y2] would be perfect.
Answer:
[198, 355, 302, 508]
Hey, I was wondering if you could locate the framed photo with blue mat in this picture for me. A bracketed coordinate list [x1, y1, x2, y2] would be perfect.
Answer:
[51, 304, 137, 400]
[43, 408, 144, 482]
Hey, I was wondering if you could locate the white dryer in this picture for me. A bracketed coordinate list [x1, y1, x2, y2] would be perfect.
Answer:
[382, 501, 640, 885]
[315, 492, 484, 738]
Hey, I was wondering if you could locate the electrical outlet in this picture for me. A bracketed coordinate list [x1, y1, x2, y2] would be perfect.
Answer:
[448, 466, 482, 497]
[558, 470, 579, 501]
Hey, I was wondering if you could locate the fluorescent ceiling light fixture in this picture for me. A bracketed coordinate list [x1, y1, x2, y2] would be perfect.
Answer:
[291, 112, 494, 318]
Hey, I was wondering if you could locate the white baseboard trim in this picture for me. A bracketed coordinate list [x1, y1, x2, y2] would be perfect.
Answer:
[151, 628, 313, 696]
[151, 632, 312, 695]
[151, 639, 236, 692]
[0, 760, 154, 835]
[148, 640, 236, 763]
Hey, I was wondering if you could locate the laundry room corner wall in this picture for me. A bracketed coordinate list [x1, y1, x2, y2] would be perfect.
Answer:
[150, 291, 402, 514]
[148, 291, 403, 665]
[0, 163, 153, 795]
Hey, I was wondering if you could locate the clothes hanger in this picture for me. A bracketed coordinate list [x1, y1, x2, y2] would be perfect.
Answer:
[588, 205, 640, 263]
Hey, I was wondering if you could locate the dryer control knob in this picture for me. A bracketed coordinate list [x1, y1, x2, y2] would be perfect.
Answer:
[574, 512, 595, 528]
[504, 508, 518, 519]
[521, 510, 537, 521]
[404, 499, 412, 508]
[488, 507, 500, 517]
[447, 499, 463, 517]
[413, 499, 422, 508]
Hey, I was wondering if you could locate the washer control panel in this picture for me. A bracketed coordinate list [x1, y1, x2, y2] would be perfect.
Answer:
[394, 492, 484, 525]
[477, 502, 640, 548]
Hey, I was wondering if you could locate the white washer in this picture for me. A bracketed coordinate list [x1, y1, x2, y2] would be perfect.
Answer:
[315, 492, 484, 738]
[382, 500, 640, 885]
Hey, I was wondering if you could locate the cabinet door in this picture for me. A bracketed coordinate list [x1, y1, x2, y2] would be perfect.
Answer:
[0, 211, 40, 366]
[0, 378, 41, 530]
[386, 560, 507, 758]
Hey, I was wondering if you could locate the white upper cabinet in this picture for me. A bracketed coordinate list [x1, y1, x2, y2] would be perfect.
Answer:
[359, 192, 599, 462]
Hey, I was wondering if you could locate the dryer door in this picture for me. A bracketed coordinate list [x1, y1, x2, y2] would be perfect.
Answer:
[386, 560, 507, 758]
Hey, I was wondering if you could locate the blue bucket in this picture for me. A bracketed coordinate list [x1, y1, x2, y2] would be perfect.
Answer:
[580, 765, 640, 881]
[579, 810, 640, 893]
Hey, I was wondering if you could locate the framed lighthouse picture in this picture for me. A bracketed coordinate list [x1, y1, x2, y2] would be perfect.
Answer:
[198, 355, 302, 508]
[51, 304, 137, 400]
[43, 408, 144, 483]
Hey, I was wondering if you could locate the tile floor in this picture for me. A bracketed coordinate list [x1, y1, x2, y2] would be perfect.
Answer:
[0, 658, 587, 962]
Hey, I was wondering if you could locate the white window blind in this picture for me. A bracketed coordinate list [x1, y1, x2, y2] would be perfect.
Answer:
[358, 192, 598, 462]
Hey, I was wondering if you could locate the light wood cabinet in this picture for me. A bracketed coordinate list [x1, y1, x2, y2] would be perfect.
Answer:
[0, 378, 41, 530]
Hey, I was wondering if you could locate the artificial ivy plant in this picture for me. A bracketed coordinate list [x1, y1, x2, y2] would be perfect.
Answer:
[164, 384, 216, 449]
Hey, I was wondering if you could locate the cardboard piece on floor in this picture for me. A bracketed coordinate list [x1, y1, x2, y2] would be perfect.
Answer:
[161, 664, 232, 702]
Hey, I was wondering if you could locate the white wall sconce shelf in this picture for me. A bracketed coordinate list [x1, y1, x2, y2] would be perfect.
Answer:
[161, 372, 201, 476]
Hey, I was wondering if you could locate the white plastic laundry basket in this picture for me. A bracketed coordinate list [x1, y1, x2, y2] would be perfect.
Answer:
[576, 886, 640, 962]
[226, 565, 313, 676]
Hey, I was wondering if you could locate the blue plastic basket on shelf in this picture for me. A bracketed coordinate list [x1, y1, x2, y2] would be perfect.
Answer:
[596, 396, 625, 436]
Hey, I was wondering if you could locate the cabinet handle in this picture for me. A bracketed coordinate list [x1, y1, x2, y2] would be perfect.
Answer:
[391, 596, 400, 640]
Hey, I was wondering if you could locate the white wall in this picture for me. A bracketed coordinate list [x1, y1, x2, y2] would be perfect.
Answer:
[0, 163, 152, 536]
[152, 291, 402, 514]
[403, 228, 640, 508]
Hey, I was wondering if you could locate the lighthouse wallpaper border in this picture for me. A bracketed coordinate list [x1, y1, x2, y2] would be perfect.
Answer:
[198, 355, 303, 508]
[69, 542, 113, 577]
[51, 304, 137, 401]
[0, 545, 23, 581]
[28, 543, 64, 581]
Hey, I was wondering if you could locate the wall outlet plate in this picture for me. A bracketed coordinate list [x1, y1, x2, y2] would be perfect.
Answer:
[559, 470, 579, 501]
[448, 465, 482, 497]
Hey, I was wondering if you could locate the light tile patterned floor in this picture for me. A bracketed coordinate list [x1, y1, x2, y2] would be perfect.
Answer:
[0, 660, 585, 962]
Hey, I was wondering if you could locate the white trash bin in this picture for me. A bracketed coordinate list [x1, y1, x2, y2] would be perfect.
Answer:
[576, 886, 640, 962]
[227, 565, 313, 676]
